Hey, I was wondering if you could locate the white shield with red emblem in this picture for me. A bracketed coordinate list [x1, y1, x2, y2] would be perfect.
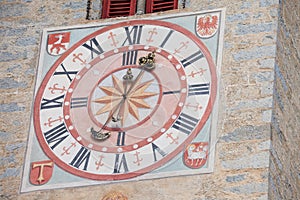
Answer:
[30, 160, 54, 185]
[183, 142, 209, 169]
[47, 32, 70, 55]
[195, 14, 219, 38]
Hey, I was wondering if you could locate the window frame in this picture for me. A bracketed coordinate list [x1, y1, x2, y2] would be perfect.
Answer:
[145, 0, 178, 14]
[101, 0, 137, 19]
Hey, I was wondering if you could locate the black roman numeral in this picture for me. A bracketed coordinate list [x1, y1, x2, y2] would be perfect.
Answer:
[82, 38, 104, 59]
[172, 113, 198, 135]
[41, 94, 64, 110]
[159, 30, 174, 48]
[152, 143, 167, 162]
[53, 63, 78, 82]
[44, 123, 69, 149]
[180, 50, 204, 68]
[188, 83, 210, 96]
[122, 50, 138, 65]
[116, 131, 126, 146]
[113, 132, 128, 173]
[71, 97, 88, 108]
[113, 154, 129, 173]
[44, 122, 69, 149]
[162, 90, 181, 95]
[122, 25, 143, 46]
[69, 146, 91, 170]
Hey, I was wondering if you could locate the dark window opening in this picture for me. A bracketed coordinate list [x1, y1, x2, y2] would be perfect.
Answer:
[102, 0, 137, 19]
[87, 0, 180, 20]
[146, 0, 178, 13]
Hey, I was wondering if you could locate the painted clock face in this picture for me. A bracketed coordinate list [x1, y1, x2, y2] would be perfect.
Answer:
[34, 20, 217, 180]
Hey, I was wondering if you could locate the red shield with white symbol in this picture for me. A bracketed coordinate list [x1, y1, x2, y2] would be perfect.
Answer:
[30, 160, 54, 185]
[47, 32, 70, 55]
[196, 14, 219, 38]
[183, 142, 209, 169]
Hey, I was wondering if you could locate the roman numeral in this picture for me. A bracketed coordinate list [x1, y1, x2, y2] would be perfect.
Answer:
[162, 90, 181, 95]
[159, 30, 174, 48]
[188, 83, 210, 96]
[122, 50, 138, 65]
[113, 154, 129, 173]
[116, 131, 126, 146]
[44, 122, 69, 149]
[69, 146, 91, 170]
[41, 94, 64, 110]
[122, 25, 143, 46]
[151, 143, 167, 162]
[82, 38, 104, 59]
[172, 113, 198, 135]
[53, 63, 78, 82]
[180, 50, 204, 68]
[113, 132, 128, 173]
[71, 97, 88, 108]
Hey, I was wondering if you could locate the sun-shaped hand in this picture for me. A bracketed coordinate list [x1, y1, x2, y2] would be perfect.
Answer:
[93, 70, 157, 126]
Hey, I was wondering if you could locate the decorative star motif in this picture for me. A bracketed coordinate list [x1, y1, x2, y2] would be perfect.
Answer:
[93, 71, 157, 126]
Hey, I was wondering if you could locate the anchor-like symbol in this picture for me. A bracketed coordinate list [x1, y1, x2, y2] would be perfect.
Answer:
[108, 32, 119, 47]
[146, 27, 157, 43]
[173, 41, 189, 54]
[185, 102, 203, 111]
[61, 142, 76, 156]
[73, 53, 86, 65]
[48, 83, 66, 94]
[133, 151, 143, 166]
[44, 116, 63, 127]
[95, 155, 104, 170]
[188, 68, 207, 78]
[166, 132, 179, 145]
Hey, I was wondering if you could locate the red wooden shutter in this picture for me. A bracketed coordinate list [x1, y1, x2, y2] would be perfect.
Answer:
[146, 0, 178, 13]
[102, 0, 137, 19]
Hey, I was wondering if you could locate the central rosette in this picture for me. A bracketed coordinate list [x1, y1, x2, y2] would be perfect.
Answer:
[90, 67, 160, 130]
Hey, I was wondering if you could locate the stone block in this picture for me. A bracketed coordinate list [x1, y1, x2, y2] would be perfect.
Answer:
[15, 37, 37, 46]
[0, 77, 27, 89]
[236, 22, 276, 35]
[225, 182, 268, 194]
[0, 168, 20, 178]
[233, 45, 276, 61]
[259, 0, 278, 7]
[0, 4, 29, 18]
[220, 125, 270, 142]
[221, 151, 270, 169]
[225, 174, 246, 182]
[0, 103, 25, 112]
[230, 96, 273, 111]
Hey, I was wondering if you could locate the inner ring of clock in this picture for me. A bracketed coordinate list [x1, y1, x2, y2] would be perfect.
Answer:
[89, 66, 162, 131]
[63, 46, 188, 153]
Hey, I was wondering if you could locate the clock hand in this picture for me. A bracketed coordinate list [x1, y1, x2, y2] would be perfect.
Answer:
[125, 51, 156, 96]
[91, 97, 126, 141]
[92, 51, 157, 139]
[139, 51, 156, 70]
[122, 68, 134, 95]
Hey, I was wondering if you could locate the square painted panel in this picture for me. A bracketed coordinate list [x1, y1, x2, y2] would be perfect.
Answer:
[21, 9, 225, 192]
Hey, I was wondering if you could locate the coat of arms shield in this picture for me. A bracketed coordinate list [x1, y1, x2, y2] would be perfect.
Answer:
[47, 32, 70, 55]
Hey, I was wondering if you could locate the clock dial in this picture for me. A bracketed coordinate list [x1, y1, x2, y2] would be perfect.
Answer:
[34, 20, 217, 180]
[64, 46, 187, 153]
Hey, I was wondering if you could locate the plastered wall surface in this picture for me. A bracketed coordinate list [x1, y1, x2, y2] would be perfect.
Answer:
[0, 0, 280, 199]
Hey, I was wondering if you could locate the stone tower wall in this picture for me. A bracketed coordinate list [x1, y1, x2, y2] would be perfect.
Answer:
[269, 0, 300, 199]
[0, 0, 280, 199]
